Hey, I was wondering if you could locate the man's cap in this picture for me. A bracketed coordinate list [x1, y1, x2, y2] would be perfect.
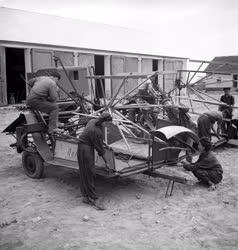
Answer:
[223, 87, 230, 91]
[49, 69, 61, 79]
[178, 104, 189, 113]
[98, 112, 112, 122]
[36, 68, 61, 79]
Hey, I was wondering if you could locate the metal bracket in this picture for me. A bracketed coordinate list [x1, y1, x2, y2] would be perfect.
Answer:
[165, 180, 175, 197]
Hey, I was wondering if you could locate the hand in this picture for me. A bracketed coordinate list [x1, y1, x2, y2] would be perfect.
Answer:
[208, 184, 216, 191]
[105, 163, 110, 169]
[177, 162, 183, 168]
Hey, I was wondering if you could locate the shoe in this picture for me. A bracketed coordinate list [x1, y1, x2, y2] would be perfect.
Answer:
[82, 197, 90, 204]
[93, 198, 106, 211]
[83, 197, 106, 210]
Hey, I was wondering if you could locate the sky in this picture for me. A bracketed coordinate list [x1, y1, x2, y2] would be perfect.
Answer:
[0, 0, 238, 60]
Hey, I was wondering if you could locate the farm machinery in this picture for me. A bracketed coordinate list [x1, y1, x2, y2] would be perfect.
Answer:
[3, 57, 238, 196]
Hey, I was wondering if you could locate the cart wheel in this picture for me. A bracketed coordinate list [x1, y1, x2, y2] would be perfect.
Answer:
[22, 151, 44, 179]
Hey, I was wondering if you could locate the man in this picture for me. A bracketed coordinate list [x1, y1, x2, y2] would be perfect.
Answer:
[182, 137, 223, 191]
[127, 79, 157, 126]
[219, 87, 235, 134]
[77, 112, 112, 210]
[26, 70, 62, 134]
[197, 110, 223, 140]
[161, 98, 197, 133]
[219, 87, 234, 116]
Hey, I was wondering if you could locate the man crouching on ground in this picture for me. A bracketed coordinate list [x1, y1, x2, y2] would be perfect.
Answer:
[182, 137, 223, 191]
[77, 112, 112, 210]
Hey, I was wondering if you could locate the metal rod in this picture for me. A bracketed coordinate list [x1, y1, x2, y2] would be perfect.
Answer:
[99, 78, 106, 106]
[165, 180, 171, 197]
[106, 76, 128, 109]
[116, 122, 131, 154]
[86, 71, 177, 79]
[205, 79, 236, 86]
[178, 70, 232, 76]
[173, 95, 238, 109]
[112, 71, 169, 108]
[192, 87, 222, 104]
[88, 66, 95, 104]
[54, 56, 78, 96]
[113, 109, 150, 135]
[187, 62, 203, 84]
[190, 73, 213, 87]
[187, 86, 210, 110]
[119, 121, 137, 138]
[186, 87, 194, 113]
[170, 181, 175, 196]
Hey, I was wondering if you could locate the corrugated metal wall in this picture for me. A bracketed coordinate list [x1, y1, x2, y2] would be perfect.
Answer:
[124, 57, 138, 94]
[141, 58, 152, 73]
[111, 56, 139, 97]
[32, 49, 54, 71]
[54, 51, 74, 66]
[163, 60, 184, 92]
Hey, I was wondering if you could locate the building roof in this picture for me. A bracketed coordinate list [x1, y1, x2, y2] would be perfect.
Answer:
[0, 7, 187, 59]
[205, 56, 238, 74]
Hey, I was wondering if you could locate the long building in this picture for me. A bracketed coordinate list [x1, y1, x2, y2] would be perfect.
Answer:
[204, 56, 238, 92]
[0, 7, 188, 105]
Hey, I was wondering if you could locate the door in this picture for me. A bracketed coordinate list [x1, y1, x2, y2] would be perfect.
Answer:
[32, 49, 54, 72]
[0, 47, 7, 105]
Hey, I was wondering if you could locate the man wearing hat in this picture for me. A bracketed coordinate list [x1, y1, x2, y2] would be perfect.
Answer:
[219, 87, 235, 133]
[219, 87, 235, 115]
[182, 137, 223, 191]
[26, 69, 62, 134]
[77, 112, 113, 210]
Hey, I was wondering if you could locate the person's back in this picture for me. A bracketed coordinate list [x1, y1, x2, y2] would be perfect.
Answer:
[26, 72, 61, 134]
[203, 111, 223, 123]
[27, 76, 58, 102]
[197, 111, 223, 139]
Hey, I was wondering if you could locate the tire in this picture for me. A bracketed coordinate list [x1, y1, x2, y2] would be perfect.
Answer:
[22, 151, 44, 179]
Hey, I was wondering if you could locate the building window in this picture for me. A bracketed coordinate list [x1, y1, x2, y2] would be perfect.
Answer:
[73, 71, 79, 80]
[217, 77, 221, 83]
[233, 75, 237, 88]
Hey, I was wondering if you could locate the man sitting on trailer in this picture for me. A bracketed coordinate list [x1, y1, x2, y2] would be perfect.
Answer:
[77, 112, 112, 210]
[26, 69, 63, 134]
[197, 110, 223, 140]
[182, 137, 223, 191]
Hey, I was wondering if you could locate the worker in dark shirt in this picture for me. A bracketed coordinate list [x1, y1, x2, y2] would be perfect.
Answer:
[219, 88, 235, 134]
[183, 137, 223, 191]
[219, 87, 234, 116]
[26, 70, 62, 134]
[197, 111, 223, 140]
[77, 112, 112, 210]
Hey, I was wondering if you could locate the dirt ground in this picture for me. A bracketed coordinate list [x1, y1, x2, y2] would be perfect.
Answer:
[0, 106, 238, 250]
